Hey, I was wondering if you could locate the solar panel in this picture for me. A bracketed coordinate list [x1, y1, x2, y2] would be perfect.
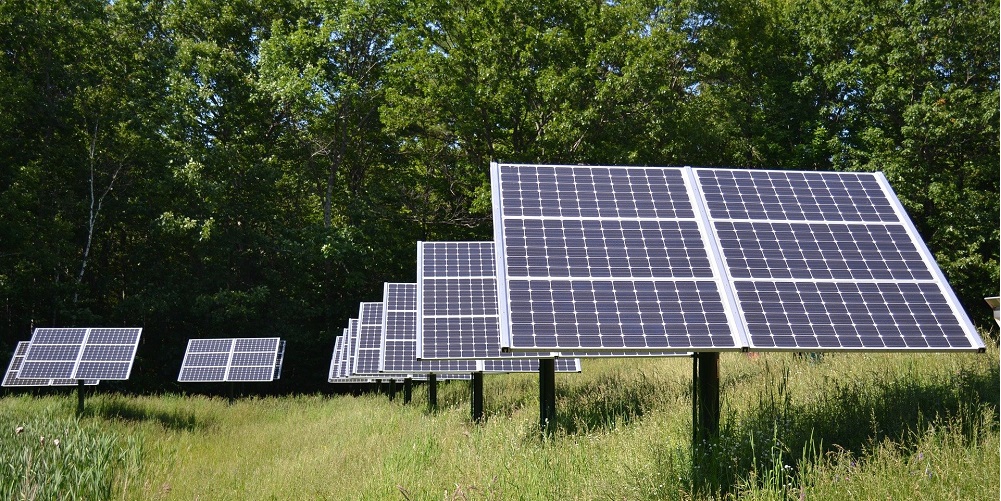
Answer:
[694, 168, 984, 351]
[18, 328, 142, 380]
[385, 282, 581, 373]
[353, 303, 386, 376]
[178, 338, 284, 382]
[491, 163, 985, 353]
[383, 283, 478, 374]
[328, 336, 344, 382]
[3, 342, 99, 387]
[492, 164, 744, 352]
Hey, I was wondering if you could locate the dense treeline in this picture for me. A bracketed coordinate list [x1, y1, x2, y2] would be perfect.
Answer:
[1, 0, 997, 393]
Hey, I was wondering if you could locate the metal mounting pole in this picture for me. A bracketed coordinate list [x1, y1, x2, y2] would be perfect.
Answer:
[692, 352, 720, 447]
[427, 374, 437, 411]
[76, 380, 85, 415]
[539, 358, 556, 433]
[403, 378, 413, 404]
[388, 379, 397, 401]
[692, 352, 720, 492]
[471, 372, 484, 422]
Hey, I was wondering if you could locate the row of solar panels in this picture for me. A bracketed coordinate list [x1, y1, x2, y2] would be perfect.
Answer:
[327, 164, 984, 384]
[327, 282, 584, 384]
[3, 329, 289, 386]
[5, 164, 986, 388]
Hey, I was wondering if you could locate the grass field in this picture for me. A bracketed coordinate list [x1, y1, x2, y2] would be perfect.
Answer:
[1, 340, 998, 500]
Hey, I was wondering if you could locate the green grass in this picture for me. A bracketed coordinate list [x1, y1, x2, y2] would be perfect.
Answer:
[0, 340, 997, 500]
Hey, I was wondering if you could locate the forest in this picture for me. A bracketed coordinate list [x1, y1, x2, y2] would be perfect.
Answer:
[1, 0, 997, 393]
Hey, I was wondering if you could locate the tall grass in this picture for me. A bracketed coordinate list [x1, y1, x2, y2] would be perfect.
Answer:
[0, 399, 145, 500]
[0, 339, 996, 499]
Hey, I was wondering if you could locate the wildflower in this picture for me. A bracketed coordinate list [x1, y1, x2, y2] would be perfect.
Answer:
[15, 426, 23, 434]
[40, 436, 45, 445]
[52, 439, 60, 448]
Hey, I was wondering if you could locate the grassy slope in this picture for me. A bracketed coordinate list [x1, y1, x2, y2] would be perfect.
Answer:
[0, 341, 997, 500]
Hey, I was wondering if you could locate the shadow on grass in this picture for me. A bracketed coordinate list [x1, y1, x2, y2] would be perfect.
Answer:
[551, 372, 670, 434]
[693, 360, 1000, 497]
[85, 397, 206, 431]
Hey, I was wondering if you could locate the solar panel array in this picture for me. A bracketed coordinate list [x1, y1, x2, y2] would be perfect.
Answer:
[492, 163, 985, 353]
[3, 342, 99, 387]
[383, 282, 581, 374]
[18, 328, 143, 380]
[178, 338, 285, 382]
[329, 332, 377, 383]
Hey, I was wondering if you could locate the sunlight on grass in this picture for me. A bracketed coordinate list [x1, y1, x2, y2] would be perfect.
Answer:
[0, 338, 996, 499]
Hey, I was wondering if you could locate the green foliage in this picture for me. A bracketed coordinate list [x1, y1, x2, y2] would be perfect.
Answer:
[0, 0, 997, 388]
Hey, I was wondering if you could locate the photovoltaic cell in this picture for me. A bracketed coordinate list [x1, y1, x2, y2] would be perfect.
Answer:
[18, 328, 142, 380]
[177, 337, 284, 382]
[3, 342, 99, 387]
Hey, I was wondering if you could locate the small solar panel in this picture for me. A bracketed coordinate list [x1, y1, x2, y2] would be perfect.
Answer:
[3, 342, 99, 387]
[385, 283, 581, 374]
[18, 328, 142, 380]
[328, 336, 344, 382]
[178, 337, 284, 382]
[353, 303, 385, 376]
[383, 283, 484, 374]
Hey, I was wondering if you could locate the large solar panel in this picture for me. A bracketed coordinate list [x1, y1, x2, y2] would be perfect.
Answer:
[492, 163, 985, 353]
[694, 168, 984, 351]
[385, 282, 581, 374]
[3, 342, 99, 387]
[178, 338, 284, 382]
[18, 328, 142, 380]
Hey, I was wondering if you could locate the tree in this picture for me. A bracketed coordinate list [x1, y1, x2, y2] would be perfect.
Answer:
[792, 0, 1000, 325]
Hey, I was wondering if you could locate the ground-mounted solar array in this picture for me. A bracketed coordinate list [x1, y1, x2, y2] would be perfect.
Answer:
[491, 163, 985, 353]
[3, 342, 99, 387]
[18, 328, 143, 380]
[384, 282, 580, 374]
[178, 338, 285, 382]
